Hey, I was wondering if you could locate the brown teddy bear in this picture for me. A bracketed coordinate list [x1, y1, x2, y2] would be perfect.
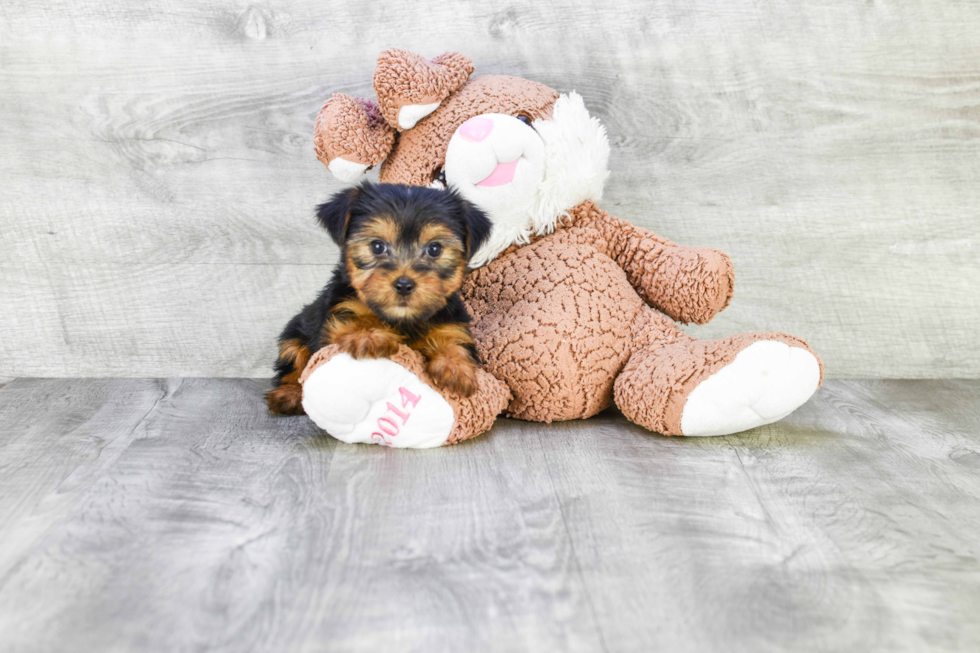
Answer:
[299, 48, 823, 448]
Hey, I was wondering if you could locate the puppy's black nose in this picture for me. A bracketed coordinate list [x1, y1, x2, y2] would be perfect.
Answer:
[393, 276, 416, 296]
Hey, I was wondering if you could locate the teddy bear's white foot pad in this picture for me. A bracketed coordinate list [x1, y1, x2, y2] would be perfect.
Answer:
[680, 341, 820, 437]
[302, 354, 454, 448]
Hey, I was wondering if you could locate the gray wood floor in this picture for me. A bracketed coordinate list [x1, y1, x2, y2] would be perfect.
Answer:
[1, 379, 978, 652]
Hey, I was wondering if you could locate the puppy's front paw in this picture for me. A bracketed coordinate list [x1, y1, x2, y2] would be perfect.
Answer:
[265, 383, 305, 415]
[334, 328, 402, 359]
[426, 354, 479, 397]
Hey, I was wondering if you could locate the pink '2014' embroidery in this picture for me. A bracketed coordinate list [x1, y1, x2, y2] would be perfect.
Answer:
[371, 387, 421, 445]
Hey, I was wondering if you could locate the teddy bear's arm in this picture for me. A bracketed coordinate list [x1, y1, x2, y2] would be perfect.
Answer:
[571, 202, 735, 325]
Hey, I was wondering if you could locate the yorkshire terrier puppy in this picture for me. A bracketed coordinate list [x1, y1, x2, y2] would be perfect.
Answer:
[266, 182, 492, 416]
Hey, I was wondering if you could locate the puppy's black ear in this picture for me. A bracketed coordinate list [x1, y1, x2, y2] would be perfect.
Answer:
[459, 198, 493, 260]
[316, 185, 364, 245]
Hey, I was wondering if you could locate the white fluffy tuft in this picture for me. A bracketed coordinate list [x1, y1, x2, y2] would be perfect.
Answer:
[527, 92, 611, 234]
[468, 93, 610, 267]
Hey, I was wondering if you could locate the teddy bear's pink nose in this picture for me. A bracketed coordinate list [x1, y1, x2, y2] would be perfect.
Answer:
[458, 116, 493, 142]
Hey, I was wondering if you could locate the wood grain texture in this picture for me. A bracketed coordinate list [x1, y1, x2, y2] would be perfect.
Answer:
[1, 1, 978, 377]
[1, 378, 979, 652]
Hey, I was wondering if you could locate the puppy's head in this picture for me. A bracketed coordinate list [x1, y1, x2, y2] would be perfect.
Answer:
[316, 182, 491, 323]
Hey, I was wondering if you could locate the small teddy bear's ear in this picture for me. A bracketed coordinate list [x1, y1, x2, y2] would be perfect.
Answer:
[373, 49, 474, 131]
[314, 94, 396, 183]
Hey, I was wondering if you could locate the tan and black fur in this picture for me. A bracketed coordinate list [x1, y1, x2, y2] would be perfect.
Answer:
[266, 182, 492, 415]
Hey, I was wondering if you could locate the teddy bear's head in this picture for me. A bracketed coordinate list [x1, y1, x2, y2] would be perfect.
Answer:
[314, 49, 610, 266]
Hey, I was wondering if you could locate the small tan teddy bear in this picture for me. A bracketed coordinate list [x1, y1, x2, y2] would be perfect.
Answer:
[300, 48, 823, 448]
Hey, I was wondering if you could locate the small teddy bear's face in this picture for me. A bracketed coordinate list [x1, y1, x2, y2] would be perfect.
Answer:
[443, 112, 546, 237]
[378, 75, 558, 188]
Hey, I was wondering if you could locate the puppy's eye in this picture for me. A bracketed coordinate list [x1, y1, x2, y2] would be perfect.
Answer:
[425, 242, 443, 258]
[517, 114, 533, 126]
[435, 169, 447, 184]
[370, 240, 387, 256]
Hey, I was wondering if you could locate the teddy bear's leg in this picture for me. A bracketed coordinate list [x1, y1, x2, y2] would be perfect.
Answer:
[298, 344, 511, 448]
[614, 309, 823, 436]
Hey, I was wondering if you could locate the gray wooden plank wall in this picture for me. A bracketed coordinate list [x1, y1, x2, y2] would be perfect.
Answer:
[1, 1, 978, 378]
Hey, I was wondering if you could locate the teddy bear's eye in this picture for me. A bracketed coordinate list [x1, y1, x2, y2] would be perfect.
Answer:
[431, 169, 447, 189]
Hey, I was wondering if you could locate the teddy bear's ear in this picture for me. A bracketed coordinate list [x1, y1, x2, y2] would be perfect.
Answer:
[314, 94, 396, 183]
[373, 49, 474, 131]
